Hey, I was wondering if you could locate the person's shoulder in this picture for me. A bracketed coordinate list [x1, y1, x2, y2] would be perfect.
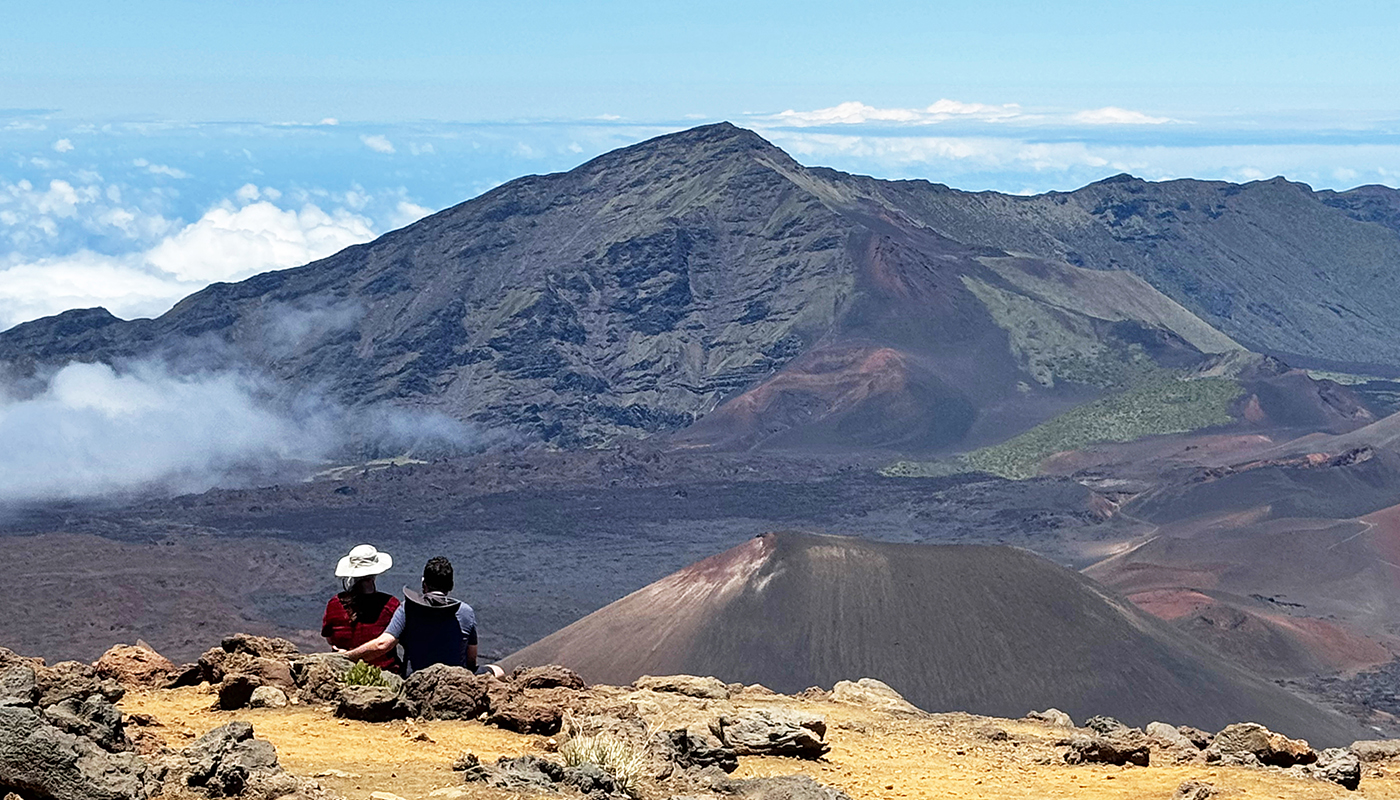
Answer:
[379, 592, 400, 608]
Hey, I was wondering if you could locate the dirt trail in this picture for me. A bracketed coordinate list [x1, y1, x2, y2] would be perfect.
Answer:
[123, 687, 1400, 800]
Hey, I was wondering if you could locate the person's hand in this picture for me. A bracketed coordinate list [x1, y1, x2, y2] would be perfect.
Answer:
[331, 646, 347, 654]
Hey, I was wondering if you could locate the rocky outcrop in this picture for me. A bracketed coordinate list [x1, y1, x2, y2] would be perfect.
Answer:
[655, 729, 738, 774]
[1350, 738, 1400, 762]
[199, 635, 299, 694]
[1024, 708, 1074, 728]
[163, 720, 331, 800]
[635, 675, 731, 700]
[289, 654, 353, 704]
[1295, 747, 1361, 791]
[509, 665, 585, 691]
[0, 706, 155, 800]
[715, 775, 854, 800]
[709, 709, 829, 759]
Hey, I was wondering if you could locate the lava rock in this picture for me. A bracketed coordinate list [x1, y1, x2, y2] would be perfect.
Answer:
[486, 686, 572, 735]
[562, 762, 617, 796]
[404, 664, 490, 720]
[335, 686, 412, 723]
[35, 661, 124, 707]
[289, 653, 353, 704]
[830, 678, 922, 716]
[715, 774, 854, 800]
[215, 674, 264, 711]
[1146, 721, 1198, 750]
[1350, 738, 1400, 762]
[249, 686, 289, 709]
[1294, 747, 1361, 791]
[0, 663, 37, 707]
[657, 729, 739, 773]
[1205, 723, 1315, 767]
[42, 694, 130, 752]
[1024, 708, 1074, 728]
[509, 664, 584, 691]
[709, 708, 829, 759]
[1172, 779, 1217, 800]
[1062, 733, 1151, 767]
[178, 720, 301, 799]
[0, 706, 156, 800]
[1083, 715, 1129, 736]
[95, 644, 176, 690]
[635, 674, 730, 699]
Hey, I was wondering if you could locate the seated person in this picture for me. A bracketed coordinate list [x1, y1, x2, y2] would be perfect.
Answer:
[322, 544, 401, 673]
[341, 556, 491, 676]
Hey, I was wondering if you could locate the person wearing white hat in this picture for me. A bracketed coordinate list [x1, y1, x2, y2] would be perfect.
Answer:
[321, 544, 401, 673]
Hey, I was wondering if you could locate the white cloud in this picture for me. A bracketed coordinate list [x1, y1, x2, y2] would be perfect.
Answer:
[52, 138, 74, 153]
[408, 142, 436, 156]
[146, 200, 373, 282]
[772, 99, 1026, 127]
[0, 189, 381, 328]
[361, 134, 396, 154]
[319, 117, 339, 126]
[132, 158, 189, 178]
[1071, 106, 1175, 125]
[390, 200, 433, 228]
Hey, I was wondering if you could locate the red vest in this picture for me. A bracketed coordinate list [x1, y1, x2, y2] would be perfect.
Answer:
[321, 591, 401, 672]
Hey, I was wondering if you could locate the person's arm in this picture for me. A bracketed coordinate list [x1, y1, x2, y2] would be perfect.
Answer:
[460, 607, 478, 671]
[339, 603, 404, 662]
[341, 631, 397, 661]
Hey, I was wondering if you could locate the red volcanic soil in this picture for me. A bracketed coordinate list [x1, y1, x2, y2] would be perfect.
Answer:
[676, 344, 976, 451]
[502, 531, 1365, 745]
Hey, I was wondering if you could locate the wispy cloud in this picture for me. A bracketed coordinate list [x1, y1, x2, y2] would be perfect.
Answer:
[52, 138, 73, 153]
[133, 158, 189, 178]
[761, 99, 1181, 128]
[1071, 106, 1176, 125]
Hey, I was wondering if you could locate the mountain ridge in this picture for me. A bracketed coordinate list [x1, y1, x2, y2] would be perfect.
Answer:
[3, 123, 1398, 451]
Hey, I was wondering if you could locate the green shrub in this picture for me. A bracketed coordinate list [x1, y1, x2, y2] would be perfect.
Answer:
[343, 660, 389, 687]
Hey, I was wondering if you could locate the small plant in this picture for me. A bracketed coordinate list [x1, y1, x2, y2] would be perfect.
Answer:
[559, 715, 649, 798]
[343, 660, 389, 687]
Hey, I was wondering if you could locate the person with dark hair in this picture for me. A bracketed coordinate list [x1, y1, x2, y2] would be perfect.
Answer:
[340, 555, 491, 676]
[322, 544, 401, 673]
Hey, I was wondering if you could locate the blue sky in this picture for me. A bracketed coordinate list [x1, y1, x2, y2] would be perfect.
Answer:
[3, 1, 1400, 329]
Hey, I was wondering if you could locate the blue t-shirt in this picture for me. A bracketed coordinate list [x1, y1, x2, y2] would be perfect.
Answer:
[385, 593, 477, 675]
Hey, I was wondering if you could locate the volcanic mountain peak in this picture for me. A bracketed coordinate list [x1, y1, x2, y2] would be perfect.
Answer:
[3, 123, 1398, 454]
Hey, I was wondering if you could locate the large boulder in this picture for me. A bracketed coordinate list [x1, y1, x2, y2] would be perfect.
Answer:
[249, 687, 289, 709]
[0, 706, 156, 800]
[403, 664, 490, 721]
[1205, 723, 1316, 767]
[289, 654, 353, 704]
[709, 709, 829, 759]
[1024, 708, 1074, 728]
[830, 678, 922, 716]
[95, 645, 176, 690]
[42, 694, 131, 753]
[215, 675, 265, 711]
[335, 686, 412, 723]
[176, 720, 301, 799]
[634, 675, 730, 700]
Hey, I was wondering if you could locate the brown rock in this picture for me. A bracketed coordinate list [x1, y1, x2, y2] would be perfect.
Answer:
[1173, 779, 1217, 800]
[710, 708, 829, 759]
[1351, 738, 1400, 762]
[487, 686, 577, 735]
[95, 644, 176, 690]
[831, 679, 922, 716]
[404, 664, 490, 720]
[1062, 732, 1150, 767]
[214, 675, 263, 711]
[335, 686, 411, 723]
[509, 664, 584, 690]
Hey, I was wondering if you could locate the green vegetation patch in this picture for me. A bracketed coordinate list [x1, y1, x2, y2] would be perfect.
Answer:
[883, 372, 1244, 480]
[344, 660, 390, 687]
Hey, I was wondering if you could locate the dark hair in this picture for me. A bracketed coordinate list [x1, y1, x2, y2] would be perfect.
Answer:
[423, 556, 454, 593]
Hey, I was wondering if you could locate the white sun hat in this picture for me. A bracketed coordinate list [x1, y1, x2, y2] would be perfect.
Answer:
[335, 544, 393, 578]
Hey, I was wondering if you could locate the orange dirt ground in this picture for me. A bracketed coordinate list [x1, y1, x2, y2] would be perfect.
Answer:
[122, 686, 1400, 800]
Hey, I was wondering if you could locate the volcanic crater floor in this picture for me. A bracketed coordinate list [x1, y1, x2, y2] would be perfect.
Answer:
[122, 685, 1400, 800]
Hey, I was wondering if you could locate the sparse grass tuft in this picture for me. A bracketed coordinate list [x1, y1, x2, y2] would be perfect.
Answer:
[559, 715, 649, 798]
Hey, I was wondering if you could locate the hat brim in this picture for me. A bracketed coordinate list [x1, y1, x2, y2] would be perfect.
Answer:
[335, 553, 392, 578]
